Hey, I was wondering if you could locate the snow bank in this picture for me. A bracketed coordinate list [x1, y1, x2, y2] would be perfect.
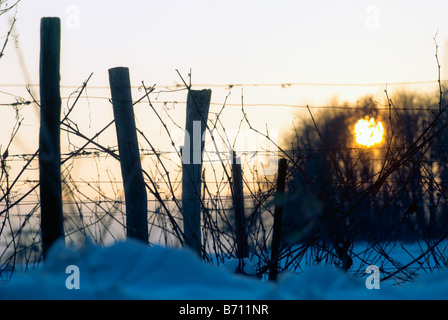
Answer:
[0, 239, 447, 299]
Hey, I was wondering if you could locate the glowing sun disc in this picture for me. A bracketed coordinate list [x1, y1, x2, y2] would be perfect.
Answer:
[354, 117, 384, 147]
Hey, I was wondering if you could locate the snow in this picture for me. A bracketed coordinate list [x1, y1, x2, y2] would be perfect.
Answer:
[0, 239, 447, 300]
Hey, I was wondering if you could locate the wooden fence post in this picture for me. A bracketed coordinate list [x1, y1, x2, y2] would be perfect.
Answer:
[232, 153, 248, 261]
[109, 67, 148, 243]
[39, 17, 64, 259]
[182, 89, 211, 256]
[269, 157, 287, 281]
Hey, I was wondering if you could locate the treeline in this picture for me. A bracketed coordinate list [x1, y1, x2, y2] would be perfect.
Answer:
[281, 90, 448, 250]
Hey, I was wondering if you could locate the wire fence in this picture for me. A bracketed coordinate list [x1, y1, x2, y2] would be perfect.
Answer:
[1, 73, 448, 285]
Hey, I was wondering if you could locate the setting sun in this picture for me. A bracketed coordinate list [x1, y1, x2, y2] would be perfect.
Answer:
[354, 117, 384, 147]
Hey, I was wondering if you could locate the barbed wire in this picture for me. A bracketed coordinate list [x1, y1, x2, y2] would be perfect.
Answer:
[0, 79, 447, 89]
[0, 97, 442, 112]
[5, 144, 448, 162]
[1, 78, 445, 114]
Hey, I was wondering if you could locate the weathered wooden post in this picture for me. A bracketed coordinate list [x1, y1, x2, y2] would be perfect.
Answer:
[232, 153, 248, 261]
[39, 17, 64, 258]
[109, 67, 148, 243]
[269, 158, 287, 281]
[182, 89, 211, 256]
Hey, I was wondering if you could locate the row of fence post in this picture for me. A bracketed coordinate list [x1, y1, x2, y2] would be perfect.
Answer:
[39, 18, 151, 257]
[38, 17, 288, 280]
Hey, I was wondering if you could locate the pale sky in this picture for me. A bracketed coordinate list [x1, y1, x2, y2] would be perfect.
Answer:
[1, 0, 448, 155]
[3, 1, 448, 87]
[5, 1, 448, 78]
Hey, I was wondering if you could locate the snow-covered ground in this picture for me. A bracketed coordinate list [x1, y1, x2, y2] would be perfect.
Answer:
[0, 239, 447, 299]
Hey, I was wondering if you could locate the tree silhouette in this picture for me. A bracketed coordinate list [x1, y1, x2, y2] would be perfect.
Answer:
[282, 90, 448, 268]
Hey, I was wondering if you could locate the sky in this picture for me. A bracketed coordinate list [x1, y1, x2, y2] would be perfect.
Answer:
[2, 1, 448, 106]
[1, 0, 448, 172]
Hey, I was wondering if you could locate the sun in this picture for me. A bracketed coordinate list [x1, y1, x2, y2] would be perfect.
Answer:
[354, 117, 384, 147]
